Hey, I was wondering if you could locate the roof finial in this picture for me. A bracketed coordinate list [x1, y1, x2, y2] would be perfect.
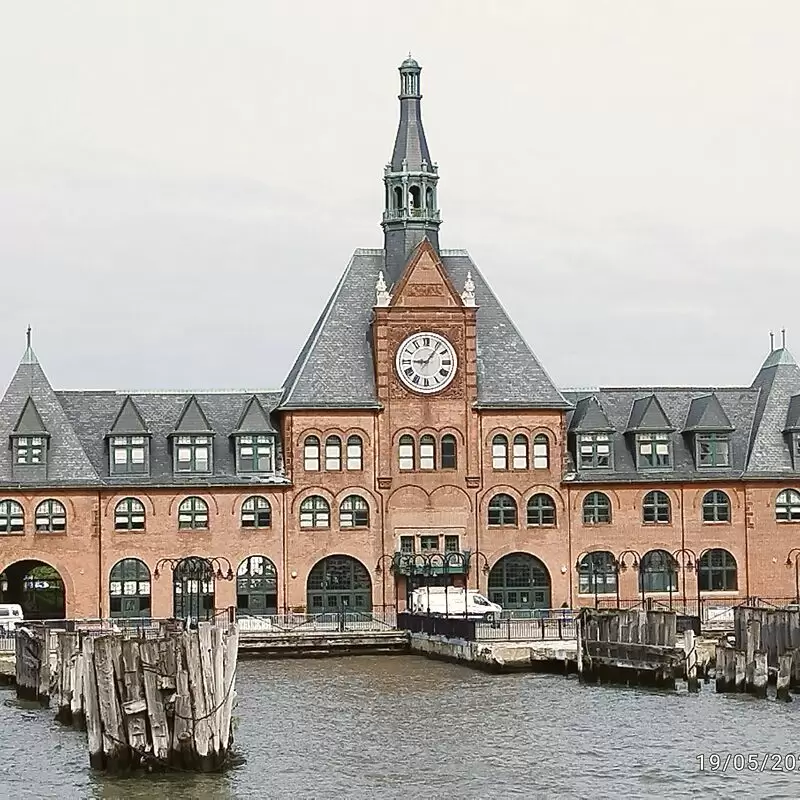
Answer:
[375, 271, 392, 307]
[461, 271, 476, 307]
[26, 325, 31, 349]
[782, 328, 787, 348]
[770, 331, 775, 352]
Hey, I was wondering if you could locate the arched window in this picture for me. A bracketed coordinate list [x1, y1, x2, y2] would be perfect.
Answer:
[642, 490, 671, 524]
[173, 556, 214, 620]
[639, 549, 678, 593]
[346, 435, 363, 470]
[533, 434, 549, 469]
[307, 555, 372, 612]
[492, 434, 508, 470]
[441, 434, 457, 469]
[488, 494, 518, 527]
[698, 549, 738, 592]
[114, 498, 145, 531]
[409, 185, 421, 209]
[241, 496, 272, 529]
[425, 186, 434, 210]
[300, 496, 330, 529]
[488, 553, 552, 609]
[393, 185, 403, 210]
[578, 551, 617, 595]
[109, 558, 151, 618]
[419, 435, 436, 470]
[0, 500, 24, 534]
[303, 436, 320, 471]
[526, 494, 556, 526]
[512, 434, 529, 470]
[177, 497, 209, 530]
[325, 436, 342, 471]
[583, 492, 611, 525]
[702, 490, 730, 523]
[776, 489, 800, 522]
[399, 434, 415, 470]
[339, 495, 369, 528]
[35, 499, 66, 533]
[237, 556, 278, 616]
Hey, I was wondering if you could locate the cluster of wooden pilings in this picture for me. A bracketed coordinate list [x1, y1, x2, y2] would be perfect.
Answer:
[17, 620, 240, 772]
[715, 606, 800, 701]
[577, 609, 685, 689]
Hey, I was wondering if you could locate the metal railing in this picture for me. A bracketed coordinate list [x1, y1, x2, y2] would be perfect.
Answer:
[397, 612, 476, 639]
[236, 610, 397, 635]
[476, 613, 576, 641]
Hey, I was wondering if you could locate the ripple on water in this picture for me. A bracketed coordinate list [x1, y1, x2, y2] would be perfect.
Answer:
[1, 657, 799, 799]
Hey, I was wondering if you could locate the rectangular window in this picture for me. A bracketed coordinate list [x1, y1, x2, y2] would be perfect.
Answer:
[444, 535, 460, 553]
[578, 434, 611, 469]
[419, 440, 436, 470]
[420, 535, 439, 551]
[346, 440, 363, 470]
[237, 435, 274, 473]
[400, 535, 414, 554]
[15, 436, 45, 465]
[110, 436, 148, 475]
[696, 433, 730, 468]
[636, 433, 672, 470]
[399, 440, 415, 470]
[173, 435, 211, 473]
[441, 437, 457, 470]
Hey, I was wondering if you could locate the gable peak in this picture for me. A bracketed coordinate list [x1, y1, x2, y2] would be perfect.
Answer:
[389, 238, 462, 308]
[13, 396, 48, 435]
[108, 395, 149, 436]
[233, 395, 276, 434]
[684, 392, 734, 432]
[172, 395, 213, 434]
[626, 394, 674, 432]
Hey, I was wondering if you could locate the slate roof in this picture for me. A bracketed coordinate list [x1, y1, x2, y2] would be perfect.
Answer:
[745, 347, 800, 475]
[569, 395, 615, 433]
[0, 346, 286, 488]
[563, 387, 760, 483]
[280, 248, 569, 410]
[684, 393, 734, 432]
[390, 61, 431, 171]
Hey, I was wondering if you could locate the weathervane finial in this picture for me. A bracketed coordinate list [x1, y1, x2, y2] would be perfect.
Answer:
[26, 325, 31, 349]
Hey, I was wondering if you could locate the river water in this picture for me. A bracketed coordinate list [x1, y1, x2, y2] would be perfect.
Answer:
[1, 656, 798, 799]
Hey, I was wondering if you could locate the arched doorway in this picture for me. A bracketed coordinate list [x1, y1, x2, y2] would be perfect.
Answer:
[236, 556, 278, 616]
[173, 556, 215, 622]
[109, 558, 151, 619]
[0, 560, 66, 620]
[306, 555, 372, 613]
[488, 553, 551, 612]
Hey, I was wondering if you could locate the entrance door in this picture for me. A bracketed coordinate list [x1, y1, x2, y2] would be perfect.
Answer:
[488, 553, 552, 613]
[306, 555, 372, 614]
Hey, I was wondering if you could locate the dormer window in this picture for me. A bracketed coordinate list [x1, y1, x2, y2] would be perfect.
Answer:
[578, 433, 612, 469]
[174, 435, 212, 474]
[110, 436, 148, 475]
[236, 435, 275, 473]
[793, 434, 800, 469]
[696, 432, 730, 468]
[15, 436, 45, 465]
[636, 433, 672, 470]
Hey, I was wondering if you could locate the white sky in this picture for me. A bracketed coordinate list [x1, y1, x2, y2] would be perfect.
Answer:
[1, 1, 798, 391]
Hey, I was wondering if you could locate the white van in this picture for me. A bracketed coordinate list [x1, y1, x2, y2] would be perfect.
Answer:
[410, 587, 502, 621]
[0, 604, 23, 633]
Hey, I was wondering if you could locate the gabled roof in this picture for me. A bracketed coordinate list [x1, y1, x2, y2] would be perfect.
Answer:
[0, 347, 99, 484]
[172, 395, 213, 435]
[747, 347, 800, 473]
[569, 395, 614, 433]
[12, 396, 48, 436]
[108, 395, 149, 436]
[626, 394, 674, 432]
[683, 393, 734, 432]
[232, 395, 276, 435]
[280, 248, 570, 410]
[785, 394, 800, 432]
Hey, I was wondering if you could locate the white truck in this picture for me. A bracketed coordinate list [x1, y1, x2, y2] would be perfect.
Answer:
[410, 587, 502, 621]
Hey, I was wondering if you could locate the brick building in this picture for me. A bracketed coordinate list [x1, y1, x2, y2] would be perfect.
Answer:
[1, 57, 799, 621]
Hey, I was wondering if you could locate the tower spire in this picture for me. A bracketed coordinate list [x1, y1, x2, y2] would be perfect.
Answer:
[382, 56, 442, 283]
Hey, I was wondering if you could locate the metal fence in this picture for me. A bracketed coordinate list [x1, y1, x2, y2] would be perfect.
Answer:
[475, 614, 576, 641]
[236, 609, 397, 634]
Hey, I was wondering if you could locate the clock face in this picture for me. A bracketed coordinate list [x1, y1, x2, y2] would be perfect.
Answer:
[395, 332, 457, 394]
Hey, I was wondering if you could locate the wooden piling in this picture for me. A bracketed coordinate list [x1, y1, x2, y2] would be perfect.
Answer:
[15, 626, 50, 705]
[753, 651, 768, 699]
[777, 652, 793, 702]
[735, 650, 746, 692]
[684, 629, 699, 693]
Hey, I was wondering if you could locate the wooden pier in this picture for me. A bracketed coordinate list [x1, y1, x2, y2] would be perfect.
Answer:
[715, 606, 800, 701]
[577, 609, 684, 689]
[19, 619, 240, 772]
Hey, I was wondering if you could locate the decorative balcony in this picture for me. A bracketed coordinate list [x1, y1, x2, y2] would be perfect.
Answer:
[391, 550, 471, 576]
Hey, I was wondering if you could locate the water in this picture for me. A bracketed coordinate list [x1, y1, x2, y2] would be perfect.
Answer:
[1, 656, 799, 799]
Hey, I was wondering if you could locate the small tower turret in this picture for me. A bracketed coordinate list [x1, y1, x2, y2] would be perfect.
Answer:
[382, 56, 442, 283]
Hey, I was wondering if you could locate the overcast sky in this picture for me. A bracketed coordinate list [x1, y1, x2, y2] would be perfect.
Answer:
[1, 1, 798, 392]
